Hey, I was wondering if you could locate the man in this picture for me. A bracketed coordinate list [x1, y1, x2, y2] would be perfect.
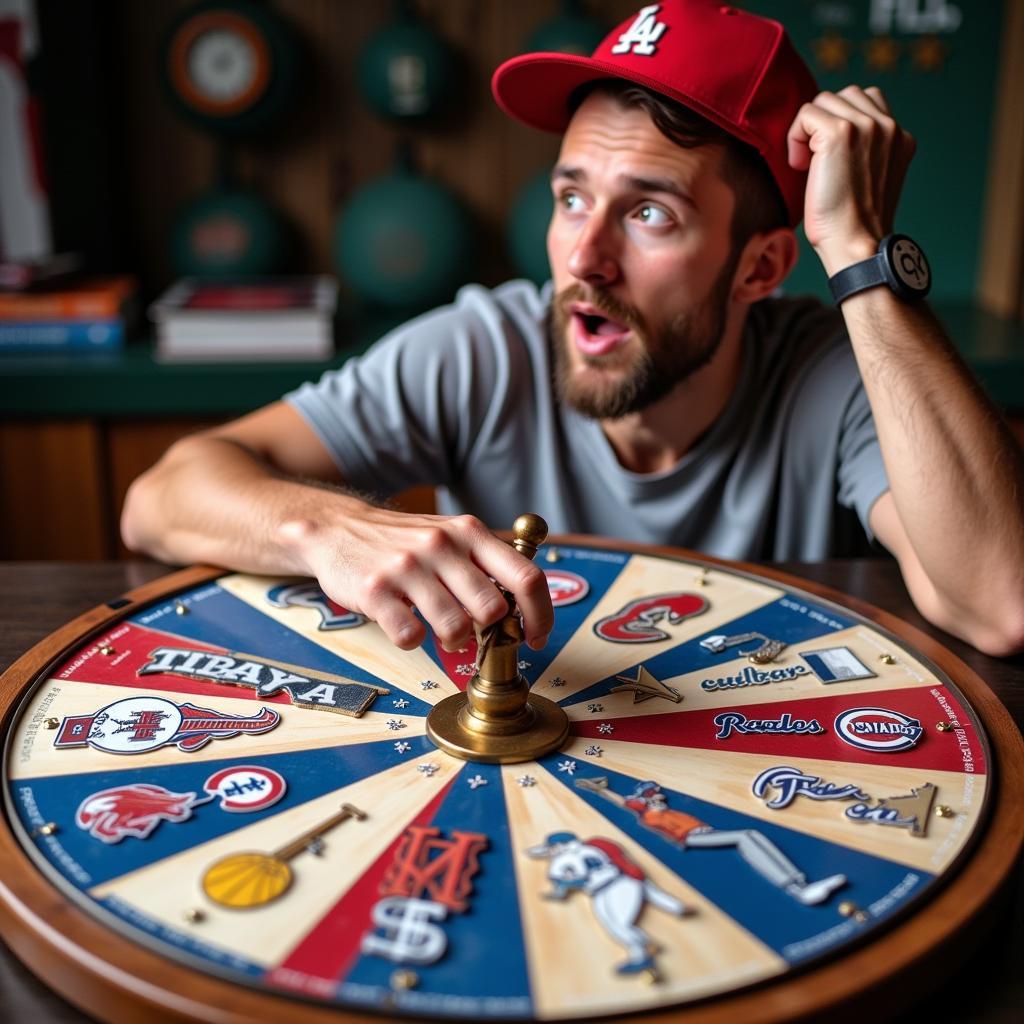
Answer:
[122, 1, 1024, 657]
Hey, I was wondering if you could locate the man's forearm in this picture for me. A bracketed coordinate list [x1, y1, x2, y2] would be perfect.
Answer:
[839, 287, 1024, 646]
[120, 432, 555, 654]
[789, 81, 1024, 652]
[120, 434, 364, 574]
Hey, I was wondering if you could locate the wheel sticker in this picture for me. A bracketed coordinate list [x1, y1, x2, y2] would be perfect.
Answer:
[800, 646, 876, 683]
[54, 696, 280, 754]
[204, 765, 287, 812]
[139, 646, 388, 717]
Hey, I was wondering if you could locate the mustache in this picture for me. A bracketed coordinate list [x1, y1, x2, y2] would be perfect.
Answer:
[556, 283, 645, 334]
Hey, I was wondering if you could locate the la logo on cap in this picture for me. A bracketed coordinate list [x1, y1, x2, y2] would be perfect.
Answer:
[611, 3, 668, 56]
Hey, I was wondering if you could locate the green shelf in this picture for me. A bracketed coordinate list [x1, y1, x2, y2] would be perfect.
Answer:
[0, 309, 407, 418]
[0, 304, 1021, 417]
[0, 342, 359, 417]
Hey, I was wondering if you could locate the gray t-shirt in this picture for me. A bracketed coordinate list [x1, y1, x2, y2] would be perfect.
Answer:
[286, 280, 889, 561]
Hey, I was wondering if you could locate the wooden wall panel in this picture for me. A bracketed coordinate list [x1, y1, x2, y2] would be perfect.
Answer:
[109, 0, 637, 297]
[0, 421, 108, 560]
[112, 0, 219, 293]
[977, 0, 1024, 318]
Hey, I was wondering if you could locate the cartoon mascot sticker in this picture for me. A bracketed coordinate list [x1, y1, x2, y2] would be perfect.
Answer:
[526, 831, 688, 977]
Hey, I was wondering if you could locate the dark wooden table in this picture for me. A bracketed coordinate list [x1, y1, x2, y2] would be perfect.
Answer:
[0, 560, 1020, 1023]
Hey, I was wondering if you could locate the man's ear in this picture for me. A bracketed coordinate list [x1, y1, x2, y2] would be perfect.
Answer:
[731, 227, 798, 303]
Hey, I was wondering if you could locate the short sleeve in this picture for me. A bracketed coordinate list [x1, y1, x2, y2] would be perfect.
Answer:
[283, 282, 536, 498]
[836, 379, 890, 537]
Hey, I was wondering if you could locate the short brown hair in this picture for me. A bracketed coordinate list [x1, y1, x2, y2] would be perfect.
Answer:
[568, 80, 789, 249]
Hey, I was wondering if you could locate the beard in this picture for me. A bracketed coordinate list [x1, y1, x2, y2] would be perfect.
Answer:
[548, 256, 737, 421]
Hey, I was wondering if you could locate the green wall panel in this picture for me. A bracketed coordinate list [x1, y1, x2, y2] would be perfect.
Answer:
[741, 1, 1004, 302]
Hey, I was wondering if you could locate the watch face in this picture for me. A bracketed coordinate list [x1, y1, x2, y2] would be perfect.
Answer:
[887, 236, 931, 296]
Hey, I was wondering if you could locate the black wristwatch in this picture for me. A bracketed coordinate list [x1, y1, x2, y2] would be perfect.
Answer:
[828, 233, 931, 305]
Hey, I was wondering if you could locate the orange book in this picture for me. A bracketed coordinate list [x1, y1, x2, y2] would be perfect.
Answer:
[0, 275, 136, 321]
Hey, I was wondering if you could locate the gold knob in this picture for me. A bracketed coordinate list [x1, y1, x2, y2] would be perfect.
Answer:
[511, 513, 548, 561]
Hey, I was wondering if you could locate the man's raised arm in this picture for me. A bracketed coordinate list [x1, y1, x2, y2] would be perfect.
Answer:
[120, 401, 553, 653]
[788, 85, 1024, 656]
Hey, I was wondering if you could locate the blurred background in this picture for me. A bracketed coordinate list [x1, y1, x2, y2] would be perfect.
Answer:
[1, 0, 1022, 560]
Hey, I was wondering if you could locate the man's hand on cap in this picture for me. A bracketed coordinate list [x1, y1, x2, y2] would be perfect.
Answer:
[786, 85, 916, 277]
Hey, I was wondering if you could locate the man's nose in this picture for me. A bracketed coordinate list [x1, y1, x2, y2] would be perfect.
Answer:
[567, 212, 619, 286]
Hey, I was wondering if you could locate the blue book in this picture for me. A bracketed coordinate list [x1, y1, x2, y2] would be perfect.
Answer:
[0, 319, 124, 351]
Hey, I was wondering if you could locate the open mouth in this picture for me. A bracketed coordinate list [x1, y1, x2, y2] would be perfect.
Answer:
[572, 310, 632, 356]
[580, 313, 619, 335]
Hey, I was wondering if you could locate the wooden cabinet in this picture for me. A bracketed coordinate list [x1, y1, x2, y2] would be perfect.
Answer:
[0, 421, 109, 560]
[0, 419, 215, 560]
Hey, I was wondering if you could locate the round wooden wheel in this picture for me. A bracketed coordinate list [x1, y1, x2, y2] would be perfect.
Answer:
[0, 540, 1020, 1023]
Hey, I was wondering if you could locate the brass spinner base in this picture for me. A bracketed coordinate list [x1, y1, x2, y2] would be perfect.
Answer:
[426, 685, 570, 764]
[426, 512, 567, 763]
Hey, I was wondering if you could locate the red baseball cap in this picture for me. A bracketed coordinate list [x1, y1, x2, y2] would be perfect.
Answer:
[492, 0, 818, 227]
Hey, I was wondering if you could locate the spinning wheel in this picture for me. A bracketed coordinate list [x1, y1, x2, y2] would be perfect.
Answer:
[0, 533, 1020, 1023]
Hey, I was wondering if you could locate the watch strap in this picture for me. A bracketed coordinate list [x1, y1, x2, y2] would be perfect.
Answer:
[828, 252, 887, 305]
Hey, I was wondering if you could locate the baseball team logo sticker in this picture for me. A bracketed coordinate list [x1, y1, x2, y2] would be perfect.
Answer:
[266, 582, 366, 630]
[75, 784, 202, 844]
[361, 825, 488, 965]
[545, 569, 590, 607]
[53, 696, 280, 754]
[139, 647, 388, 718]
[713, 712, 825, 740]
[700, 632, 787, 664]
[526, 830, 684, 978]
[834, 707, 924, 752]
[594, 593, 708, 643]
[204, 765, 287, 812]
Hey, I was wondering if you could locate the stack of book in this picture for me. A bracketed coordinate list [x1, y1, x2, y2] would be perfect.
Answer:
[150, 277, 338, 362]
[0, 275, 136, 353]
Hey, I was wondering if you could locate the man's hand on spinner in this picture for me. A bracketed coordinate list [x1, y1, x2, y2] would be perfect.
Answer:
[296, 507, 552, 653]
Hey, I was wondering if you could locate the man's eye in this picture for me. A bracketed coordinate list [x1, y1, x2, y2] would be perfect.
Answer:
[636, 204, 670, 226]
[560, 191, 583, 212]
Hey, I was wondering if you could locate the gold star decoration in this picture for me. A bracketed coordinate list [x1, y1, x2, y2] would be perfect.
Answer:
[864, 35, 901, 74]
[911, 35, 948, 73]
[812, 31, 853, 73]
[609, 665, 683, 705]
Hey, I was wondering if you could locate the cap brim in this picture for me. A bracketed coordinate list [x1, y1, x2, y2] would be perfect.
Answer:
[493, 53, 657, 134]
[493, 51, 767, 155]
